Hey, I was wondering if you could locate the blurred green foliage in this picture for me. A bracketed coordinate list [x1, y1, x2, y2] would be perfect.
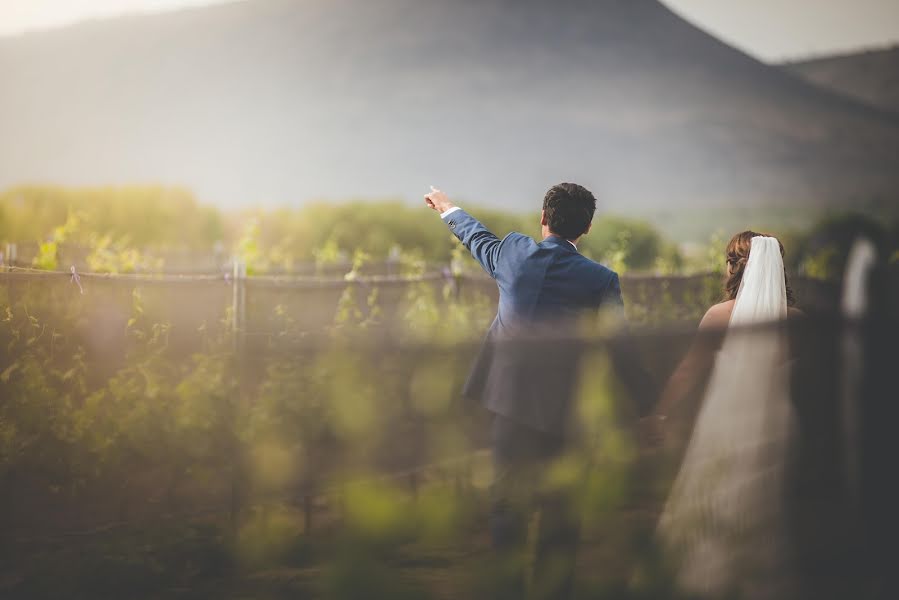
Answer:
[6, 185, 894, 278]
[4, 223, 880, 598]
[0, 260, 689, 598]
[1, 185, 689, 273]
[0, 185, 224, 250]
[793, 212, 897, 281]
[3, 186, 893, 598]
[580, 215, 667, 272]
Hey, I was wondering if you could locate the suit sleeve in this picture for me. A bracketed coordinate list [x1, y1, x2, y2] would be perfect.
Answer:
[603, 271, 658, 417]
[603, 272, 625, 317]
[606, 272, 623, 307]
[442, 209, 503, 277]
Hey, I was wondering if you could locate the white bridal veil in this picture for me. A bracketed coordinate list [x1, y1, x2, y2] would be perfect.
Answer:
[659, 236, 795, 598]
[729, 236, 788, 326]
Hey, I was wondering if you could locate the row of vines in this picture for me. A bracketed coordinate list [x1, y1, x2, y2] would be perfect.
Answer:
[0, 270, 706, 511]
[0, 267, 728, 598]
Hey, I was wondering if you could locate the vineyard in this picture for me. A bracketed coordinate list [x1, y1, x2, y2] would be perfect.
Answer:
[0, 187, 895, 598]
[1, 0, 898, 587]
[1, 256, 876, 599]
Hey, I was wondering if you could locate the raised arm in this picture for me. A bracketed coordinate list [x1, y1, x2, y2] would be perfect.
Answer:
[424, 186, 503, 277]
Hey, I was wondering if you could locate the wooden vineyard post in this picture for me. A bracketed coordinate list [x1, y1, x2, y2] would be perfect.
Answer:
[4, 243, 16, 269]
[232, 259, 247, 356]
[229, 259, 247, 534]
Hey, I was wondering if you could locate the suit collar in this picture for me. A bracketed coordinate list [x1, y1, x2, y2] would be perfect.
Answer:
[542, 235, 578, 253]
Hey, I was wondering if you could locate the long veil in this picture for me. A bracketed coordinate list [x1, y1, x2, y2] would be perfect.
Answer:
[729, 236, 788, 326]
[658, 237, 795, 598]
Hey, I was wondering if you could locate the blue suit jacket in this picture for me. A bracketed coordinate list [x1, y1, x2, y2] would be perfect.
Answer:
[444, 208, 623, 435]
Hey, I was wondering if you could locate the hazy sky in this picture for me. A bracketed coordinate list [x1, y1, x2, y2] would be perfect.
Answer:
[1, 0, 897, 61]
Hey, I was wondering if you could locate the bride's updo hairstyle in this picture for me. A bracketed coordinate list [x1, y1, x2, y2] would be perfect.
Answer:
[725, 230, 795, 306]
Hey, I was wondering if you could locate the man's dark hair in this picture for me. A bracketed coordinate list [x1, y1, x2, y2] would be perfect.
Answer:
[542, 183, 596, 240]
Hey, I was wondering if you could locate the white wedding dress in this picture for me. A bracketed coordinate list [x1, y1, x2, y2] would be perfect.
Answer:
[658, 237, 796, 598]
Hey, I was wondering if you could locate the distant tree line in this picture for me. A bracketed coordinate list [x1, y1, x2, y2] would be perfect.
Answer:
[0, 185, 894, 278]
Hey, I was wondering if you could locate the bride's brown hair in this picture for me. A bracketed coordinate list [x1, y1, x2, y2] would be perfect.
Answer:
[724, 230, 795, 306]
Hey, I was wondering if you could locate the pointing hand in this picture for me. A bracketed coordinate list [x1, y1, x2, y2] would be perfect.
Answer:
[424, 185, 454, 214]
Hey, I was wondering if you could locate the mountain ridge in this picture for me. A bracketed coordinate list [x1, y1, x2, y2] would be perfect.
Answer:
[783, 45, 899, 116]
[1, 0, 897, 212]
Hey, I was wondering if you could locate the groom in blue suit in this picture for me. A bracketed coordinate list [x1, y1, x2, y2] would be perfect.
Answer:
[425, 183, 623, 599]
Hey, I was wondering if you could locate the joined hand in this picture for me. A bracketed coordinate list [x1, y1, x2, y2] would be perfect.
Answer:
[638, 414, 666, 448]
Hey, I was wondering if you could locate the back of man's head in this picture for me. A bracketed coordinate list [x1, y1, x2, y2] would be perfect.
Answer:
[542, 183, 597, 240]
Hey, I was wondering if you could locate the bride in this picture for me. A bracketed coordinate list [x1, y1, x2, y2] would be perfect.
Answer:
[652, 231, 802, 598]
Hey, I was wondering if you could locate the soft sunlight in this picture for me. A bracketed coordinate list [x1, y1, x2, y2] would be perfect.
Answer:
[0, 0, 237, 36]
